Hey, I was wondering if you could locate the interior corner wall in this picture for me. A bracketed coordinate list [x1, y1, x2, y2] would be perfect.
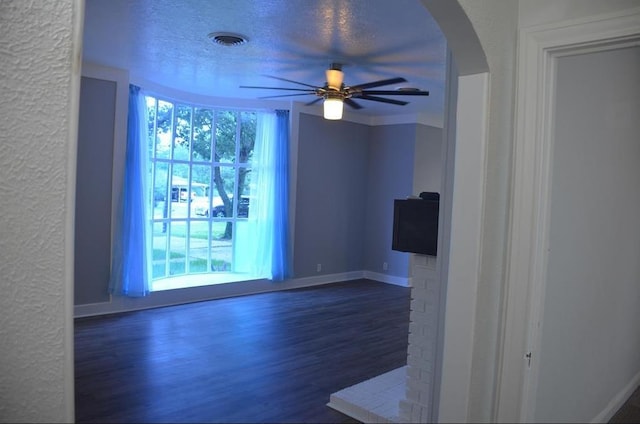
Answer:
[75, 76, 116, 305]
[293, 113, 370, 278]
[413, 125, 443, 195]
[295, 116, 437, 282]
[362, 124, 417, 278]
[74, 64, 129, 308]
[408, 124, 443, 285]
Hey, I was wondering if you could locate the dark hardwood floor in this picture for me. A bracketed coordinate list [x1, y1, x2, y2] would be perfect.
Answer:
[75, 279, 411, 423]
[610, 385, 640, 423]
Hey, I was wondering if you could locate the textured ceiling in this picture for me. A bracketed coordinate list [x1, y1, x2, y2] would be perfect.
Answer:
[83, 0, 447, 118]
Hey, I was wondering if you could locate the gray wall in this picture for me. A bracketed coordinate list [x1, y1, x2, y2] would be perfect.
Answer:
[363, 124, 417, 277]
[294, 116, 443, 281]
[413, 124, 443, 194]
[534, 46, 640, 422]
[75, 77, 116, 305]
[72, 92, 442, 300]
[294, 113, 370, 277]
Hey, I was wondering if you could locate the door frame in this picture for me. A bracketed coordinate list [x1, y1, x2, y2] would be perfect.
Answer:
[497, 7, 640, 423]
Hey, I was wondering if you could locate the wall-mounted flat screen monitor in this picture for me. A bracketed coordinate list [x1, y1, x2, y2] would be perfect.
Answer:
[392, 194, 439, 256]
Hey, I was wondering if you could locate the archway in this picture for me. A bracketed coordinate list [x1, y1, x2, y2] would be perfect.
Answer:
[63, 1, 492, 421]
[399, 1, 490, 422]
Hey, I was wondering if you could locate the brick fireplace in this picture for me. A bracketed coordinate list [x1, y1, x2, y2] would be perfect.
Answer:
[328, 254, 441, 423]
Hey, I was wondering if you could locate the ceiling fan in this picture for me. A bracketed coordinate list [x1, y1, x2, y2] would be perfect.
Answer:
[240, 63, 429, 120]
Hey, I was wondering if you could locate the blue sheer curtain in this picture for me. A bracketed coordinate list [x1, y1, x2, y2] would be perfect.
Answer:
[108, 84, 151, 297]
[271, 110, 292, 279]
[245, 109, 291, 280]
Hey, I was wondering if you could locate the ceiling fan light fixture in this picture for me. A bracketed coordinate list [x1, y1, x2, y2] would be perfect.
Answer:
[240, 63, 429, 116]
[323, 97, 344, 120]
[325, 64, 344, 90]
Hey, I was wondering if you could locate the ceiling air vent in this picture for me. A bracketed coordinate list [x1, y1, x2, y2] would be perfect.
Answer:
[208, 32, 248, 47]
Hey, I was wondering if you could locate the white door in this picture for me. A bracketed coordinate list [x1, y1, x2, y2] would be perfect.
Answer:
[499, 9, 640, 423]
[532, 45, 640, 423]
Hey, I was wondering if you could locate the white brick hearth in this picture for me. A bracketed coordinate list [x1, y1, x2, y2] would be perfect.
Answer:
[400, 254, 440, 422]
[327, 367, 406, 423]
[328, 254, 441, 423]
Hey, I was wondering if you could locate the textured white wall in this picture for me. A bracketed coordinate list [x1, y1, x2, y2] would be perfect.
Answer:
[453, 1, 519, 421]
[407, 1, 516, 422]
[0, 0, 80, 422]
[455, 1, 640, 421]
[518, 0, 640, 28]
[1, 1, 635, 423]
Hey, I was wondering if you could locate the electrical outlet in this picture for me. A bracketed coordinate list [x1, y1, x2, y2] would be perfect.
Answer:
[316, 263, 322, 273]
[383, 262, 388, 271]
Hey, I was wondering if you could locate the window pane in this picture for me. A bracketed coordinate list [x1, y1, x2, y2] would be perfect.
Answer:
[233, 220, 252, 273]
[239, 111, 256, 164]
[215, 110, 236, 163]
[173, 104, 192, 161]
[146, 97, 157, 158]
[153, 161, 170, 216]
[152, 222, 168, 279]
[238, 167, 251, 218]
[211, 222, 232, 272]
[193, 107, 213, 162]
[212, 165, 235, 218]
[169, 221, 187, 276]
[171, 164, 190, 218]
[191, 164, 210, 197]
[191, 164, 211, 217]
[188, 221, 209, 273]
[155, 100, 173, 159]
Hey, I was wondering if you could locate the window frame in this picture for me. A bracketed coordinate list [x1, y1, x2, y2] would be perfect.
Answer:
[144, 92, 260, 288]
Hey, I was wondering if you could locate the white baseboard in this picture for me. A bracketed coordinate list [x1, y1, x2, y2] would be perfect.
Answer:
[363, 271, 411, 287]
[291, 271, 364, 287]
[592, 369, 640, 423]
[74, 270, 409, 318]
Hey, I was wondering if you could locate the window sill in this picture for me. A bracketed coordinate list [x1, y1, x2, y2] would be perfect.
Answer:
[151, 273, 264, 292]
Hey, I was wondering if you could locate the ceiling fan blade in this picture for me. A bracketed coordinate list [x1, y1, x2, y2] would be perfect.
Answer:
[362, 89, 429, 96]
[357, 95, 409, 106]
[344, 98, 363, 110]
[349, 77, 407, 90]
[240, 85, 314, 92]
[263, 75, 320, 89]
[305, 97, 322, 106]
[258, 92, 316, 99]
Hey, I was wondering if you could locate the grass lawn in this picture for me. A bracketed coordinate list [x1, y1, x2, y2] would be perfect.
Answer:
[152, 249, 230, 278]
[151, 218, 233, 278]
